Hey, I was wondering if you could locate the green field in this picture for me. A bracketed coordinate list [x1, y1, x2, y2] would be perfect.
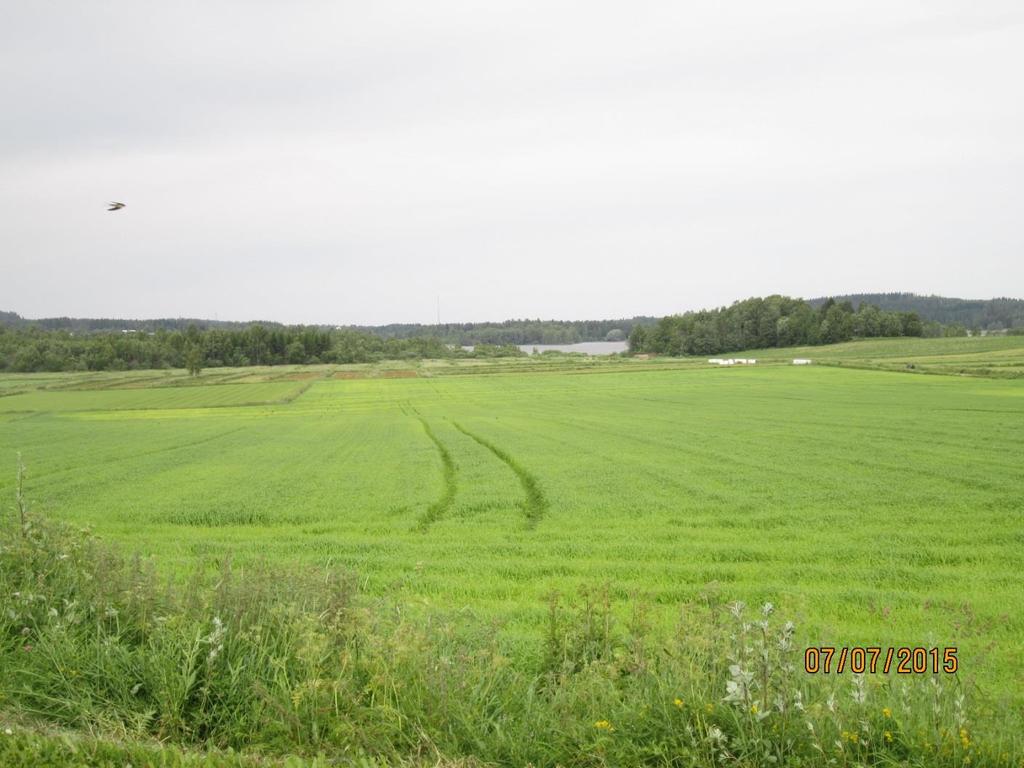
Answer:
[731, 334, 1024, 377]
[2, 337, 1023, 700]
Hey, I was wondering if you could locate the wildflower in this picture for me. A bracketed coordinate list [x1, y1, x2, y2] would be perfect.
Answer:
[884, 730, 893, 743]
[778, 620, 795, 651]
[850, 674, 867, 704]
[705, 703, 714, 713]
[750, 704, 758, 715]
[882, 707, 892, 718]
[792, 690, 804, 712]
[594, 720, 614, 731]
[674, 698, 684, 709]
[960, 727, 970, 749]
[725, 664, 753, 704]
[206, 616, 227, 662]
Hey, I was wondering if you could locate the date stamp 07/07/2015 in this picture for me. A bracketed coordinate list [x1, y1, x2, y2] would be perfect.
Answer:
[804, 646, 959, 675]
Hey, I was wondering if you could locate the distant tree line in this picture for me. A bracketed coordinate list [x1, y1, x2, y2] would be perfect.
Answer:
[808, 293, 1024, 333]
[629, 296, 938, 356]
[0, 324, 523, 373]
[0, 311, 284, 334]
[340, 317, 656, 345]
[0, 311, 656, 345]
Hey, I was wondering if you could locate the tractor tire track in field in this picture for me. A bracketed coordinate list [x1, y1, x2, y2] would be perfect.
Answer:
[452, 422, 548, 529]
[414, 417, 457, 532]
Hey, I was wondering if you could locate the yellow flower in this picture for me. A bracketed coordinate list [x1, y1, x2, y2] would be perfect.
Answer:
[705, 703, 714, 713]
[884, 731, 893, 743]
[750, 704, 758, 715]
[882, 707, 892, 718]
[594, 720, 614, 731]
[674, 698, 684, 709]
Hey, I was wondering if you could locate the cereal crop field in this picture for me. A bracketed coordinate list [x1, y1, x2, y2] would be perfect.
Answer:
[2, 337, 1023, 709]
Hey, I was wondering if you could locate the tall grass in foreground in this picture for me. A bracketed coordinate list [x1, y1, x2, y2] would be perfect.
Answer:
[2, 474, 1021, 766]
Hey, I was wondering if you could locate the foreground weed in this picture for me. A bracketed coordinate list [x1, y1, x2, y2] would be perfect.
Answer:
[2, 467, 1022, 766]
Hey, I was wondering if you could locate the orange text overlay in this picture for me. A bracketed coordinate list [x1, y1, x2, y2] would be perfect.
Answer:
[803, 646, 958, 675]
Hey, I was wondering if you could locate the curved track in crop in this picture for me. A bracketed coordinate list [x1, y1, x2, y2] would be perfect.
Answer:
[452, 422, 548, 529]
[414, 417, 457, 532]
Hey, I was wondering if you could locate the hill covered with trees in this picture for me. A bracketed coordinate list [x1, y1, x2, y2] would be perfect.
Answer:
[808, 294, 1024, 332]
[630, 295, 933, 356]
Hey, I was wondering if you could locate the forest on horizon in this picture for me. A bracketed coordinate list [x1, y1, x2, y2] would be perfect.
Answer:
[3, 293, 1021, 373]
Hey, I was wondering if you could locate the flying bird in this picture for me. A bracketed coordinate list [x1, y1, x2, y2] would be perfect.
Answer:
[107, 202, 126, 211]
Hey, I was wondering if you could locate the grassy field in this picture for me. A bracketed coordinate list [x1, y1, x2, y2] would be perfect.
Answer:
[2, 337, 1023, 764]
[731, 334, 1024, 378]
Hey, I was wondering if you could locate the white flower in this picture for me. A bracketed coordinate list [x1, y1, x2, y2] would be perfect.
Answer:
[725, 665, 754, 704]
[205, 616, 227, 662]
[850, 674, 867, 704]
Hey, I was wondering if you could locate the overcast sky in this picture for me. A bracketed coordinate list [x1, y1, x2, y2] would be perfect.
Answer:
[1, 2, 1022, 325]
